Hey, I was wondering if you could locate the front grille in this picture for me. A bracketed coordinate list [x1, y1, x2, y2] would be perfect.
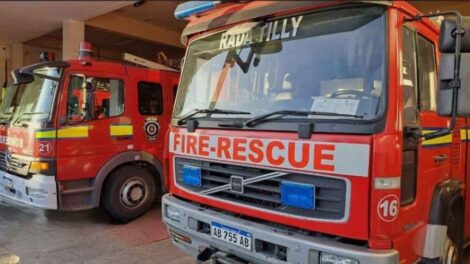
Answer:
[175, 157, 348, 221]
[0, 151, 31, 177]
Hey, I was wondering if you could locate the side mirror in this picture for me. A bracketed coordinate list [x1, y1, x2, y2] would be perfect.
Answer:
[437, 53, 470, 116]
[437, 17, 470, 117]
[439, 17, 470, 53]
[11, 69, 33, 85]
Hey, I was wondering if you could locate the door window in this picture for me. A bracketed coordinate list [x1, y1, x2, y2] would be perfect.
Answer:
[416, 35, 437, 111]
[138, 82, 163, 115]
[401, 26, 420, 206]
[67, 75, 124, 122]
[402, 27, 418, 125]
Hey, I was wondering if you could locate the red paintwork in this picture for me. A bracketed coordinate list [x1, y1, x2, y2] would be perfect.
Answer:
[168, 1, 470, 263]
[0, 56, 179, 201]
[53, 61, 179, 183]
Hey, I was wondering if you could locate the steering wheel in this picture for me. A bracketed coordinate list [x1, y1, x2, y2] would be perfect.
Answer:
[329, 89, 369, 98]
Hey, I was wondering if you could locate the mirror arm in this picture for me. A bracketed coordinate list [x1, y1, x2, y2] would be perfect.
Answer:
[407, 11, 464, 141]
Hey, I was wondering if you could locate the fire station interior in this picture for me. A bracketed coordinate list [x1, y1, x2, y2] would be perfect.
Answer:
[1, 1, 470, 264]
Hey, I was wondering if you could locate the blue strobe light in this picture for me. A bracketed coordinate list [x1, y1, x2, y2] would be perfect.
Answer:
[182, 165, 202, 187]
[175, 1, 221, 20]
[280, 181, 316, 210]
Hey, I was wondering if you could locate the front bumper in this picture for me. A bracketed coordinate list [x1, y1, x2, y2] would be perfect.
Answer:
[162, 194, 399, 264]
[0, 170, 57, 209]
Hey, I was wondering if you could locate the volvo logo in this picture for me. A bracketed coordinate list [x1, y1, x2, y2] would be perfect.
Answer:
[230, 176, 244, 194]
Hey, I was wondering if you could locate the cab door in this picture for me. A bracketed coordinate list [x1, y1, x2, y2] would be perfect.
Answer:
[133, 74, 173, 163]
[393, 16, 453, 260]
[55, 70, 132, 187]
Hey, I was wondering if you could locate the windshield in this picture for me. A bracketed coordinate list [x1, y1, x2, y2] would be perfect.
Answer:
[0, 84, 19, 119]
[174, 6, 387, 123]
[12, 67, 62, 127]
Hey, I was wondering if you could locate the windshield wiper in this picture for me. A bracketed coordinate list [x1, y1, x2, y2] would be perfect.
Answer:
[13, 112, 49, 127]
[245, 110, 363, 127]
[177, 108, 251, 125]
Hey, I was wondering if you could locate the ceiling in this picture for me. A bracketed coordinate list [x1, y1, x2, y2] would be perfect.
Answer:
[29, 26, 185, 61]
[115, 1, 186, 32]
[410, 1, 470, 15]
[0, 1, 131, 44]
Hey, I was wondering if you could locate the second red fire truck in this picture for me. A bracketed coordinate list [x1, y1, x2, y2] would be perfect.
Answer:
[163, 1, 470, 263]
[0, 43, 179, 223]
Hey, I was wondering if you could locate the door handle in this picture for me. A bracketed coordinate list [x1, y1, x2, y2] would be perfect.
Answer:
[433, 154, 448, 162]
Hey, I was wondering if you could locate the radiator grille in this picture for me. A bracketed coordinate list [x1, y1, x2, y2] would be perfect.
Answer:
[175, 157, 348, 221]
[0, 151, 31, 177]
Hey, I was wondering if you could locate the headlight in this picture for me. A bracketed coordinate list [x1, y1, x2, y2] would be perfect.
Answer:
[165, 205, 181, 222]
[320, 252, 359, 264]
[29, 160, 55, 175]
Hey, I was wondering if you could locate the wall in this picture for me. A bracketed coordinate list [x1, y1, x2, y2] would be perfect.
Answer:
[0, 44, 7, 87]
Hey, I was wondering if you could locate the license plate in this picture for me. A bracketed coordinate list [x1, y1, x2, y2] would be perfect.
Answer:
[211, 222, 252, 250]
[1, 176, 13, 189]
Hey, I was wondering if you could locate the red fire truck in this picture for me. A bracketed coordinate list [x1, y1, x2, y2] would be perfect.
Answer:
[163, 1, 470, 263]
[0, 43, 179, 223]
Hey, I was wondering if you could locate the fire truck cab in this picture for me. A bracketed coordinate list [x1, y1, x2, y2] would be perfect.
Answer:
[163, 1, 470, 263]
[0, 43, 179, 223]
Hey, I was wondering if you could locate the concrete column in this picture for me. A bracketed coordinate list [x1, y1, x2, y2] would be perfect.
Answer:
[62, 20, 84, 60]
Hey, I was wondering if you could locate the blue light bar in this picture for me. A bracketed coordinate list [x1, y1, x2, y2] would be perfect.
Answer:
[182, 165, 202, 187]
[280, 181, 315, 210]
[174, 1, 221, 20]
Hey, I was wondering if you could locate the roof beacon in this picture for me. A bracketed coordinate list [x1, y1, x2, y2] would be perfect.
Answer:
[78, 42, 94, 61]
[174, 1, 221, 20]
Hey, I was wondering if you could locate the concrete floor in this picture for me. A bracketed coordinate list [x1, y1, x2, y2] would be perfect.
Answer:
[0, 197, 193, 264]
[0, 196, 469, 264]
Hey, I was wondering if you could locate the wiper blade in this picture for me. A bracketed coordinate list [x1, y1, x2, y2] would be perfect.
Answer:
[177, 108, 251, 125]
[245, 110, 363, 127]
[13, 112, 49, 126]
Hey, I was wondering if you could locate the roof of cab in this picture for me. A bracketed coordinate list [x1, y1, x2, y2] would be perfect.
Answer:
[65, 59, 180, 76]
[179, 0, 438, 45]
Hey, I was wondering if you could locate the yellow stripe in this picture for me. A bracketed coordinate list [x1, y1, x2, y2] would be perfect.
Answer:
[57, 126, 89, 138]
[110, 125, 133, 137]
[35, 130, 57, 139]
[422, 130, 452, 146]
[461, 129, 469, 141]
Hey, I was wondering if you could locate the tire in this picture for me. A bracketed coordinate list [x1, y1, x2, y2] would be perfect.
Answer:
[102, 165, 157, 223]
[442, 199, 464, 264]
[442, 237, 459, 264]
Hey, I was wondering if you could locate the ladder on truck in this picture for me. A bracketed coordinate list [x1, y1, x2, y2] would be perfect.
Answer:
[123, 53, 179, 72]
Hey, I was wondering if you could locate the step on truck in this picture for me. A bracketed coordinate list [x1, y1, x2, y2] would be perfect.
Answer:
[0, 42, 179, 223]
[162, 1, 470, 263]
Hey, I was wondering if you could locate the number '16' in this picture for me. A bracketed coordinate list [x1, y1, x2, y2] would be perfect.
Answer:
[378, 195, 399, 222]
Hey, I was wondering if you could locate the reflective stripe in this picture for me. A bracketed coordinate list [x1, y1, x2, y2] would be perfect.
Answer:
[422, 130, 452, 146]
[110, 124, 133, 137]
[57, 126, 89, 138]
[461, 129, 469, 141]
[35, 130, 57, 139]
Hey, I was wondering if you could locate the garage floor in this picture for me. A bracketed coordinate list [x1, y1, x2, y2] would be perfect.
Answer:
[0, 197, 469, 264]
[0, 198, 192, 264]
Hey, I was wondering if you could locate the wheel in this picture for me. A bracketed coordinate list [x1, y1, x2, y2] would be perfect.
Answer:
[102, 165, 157, 223]
[442, 199, 464, 264]
[442, 237, 459, 264]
